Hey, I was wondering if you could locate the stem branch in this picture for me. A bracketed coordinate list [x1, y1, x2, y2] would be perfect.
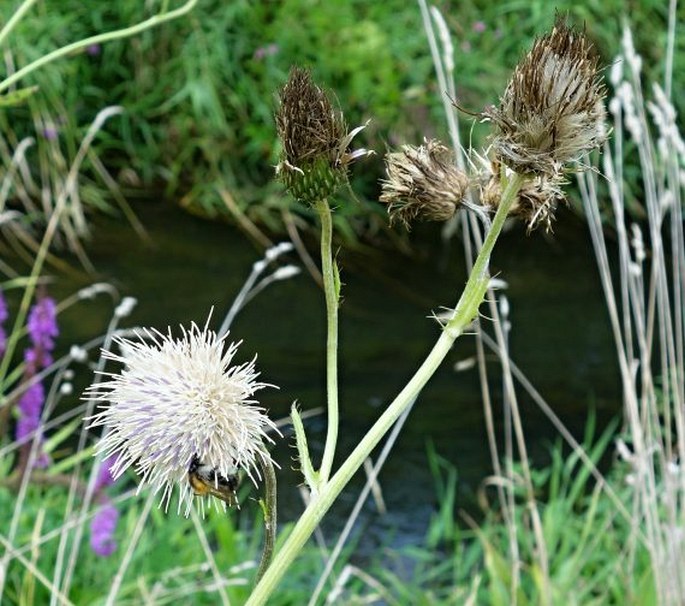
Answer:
[315, 199, 339, 485]
[246, 172, 526, 605]
[255, 455, 278, 583]
[0, 0, 199, 95]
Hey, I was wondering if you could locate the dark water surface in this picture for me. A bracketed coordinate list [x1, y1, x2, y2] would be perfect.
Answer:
[52, 199, 621, 552]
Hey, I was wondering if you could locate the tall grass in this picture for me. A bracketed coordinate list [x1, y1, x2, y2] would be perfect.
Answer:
[578, 21, 685, 603]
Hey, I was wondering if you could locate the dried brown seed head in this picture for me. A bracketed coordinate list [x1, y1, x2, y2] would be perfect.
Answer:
[480, 162, 567, 232]
[379, 139, 470, 229]
[484, 18, 608, 176]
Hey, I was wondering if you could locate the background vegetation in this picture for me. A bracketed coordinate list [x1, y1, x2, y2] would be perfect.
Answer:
[1, 0, 681, 242]
[1, 0, 684, 604]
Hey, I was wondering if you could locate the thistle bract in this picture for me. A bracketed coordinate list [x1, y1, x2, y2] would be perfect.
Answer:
[479, 161, 567, 232]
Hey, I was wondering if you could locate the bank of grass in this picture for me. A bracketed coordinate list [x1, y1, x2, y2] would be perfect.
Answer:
[0, 419, 662, 605]
[1, 0, 681, 244]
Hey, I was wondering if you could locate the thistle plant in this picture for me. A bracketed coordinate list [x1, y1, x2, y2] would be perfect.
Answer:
[275, 67, 372, 488]
[248, 17, 608, 604]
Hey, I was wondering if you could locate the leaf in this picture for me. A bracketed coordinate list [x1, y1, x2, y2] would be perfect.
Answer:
[43, 417, 82, 454]
[634, 568, 657, 606]
[0, 86, 39, 107]
[291, 403, 318, 490]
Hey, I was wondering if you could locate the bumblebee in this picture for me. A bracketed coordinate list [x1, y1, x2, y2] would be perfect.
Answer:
[187, 455, 239, 507]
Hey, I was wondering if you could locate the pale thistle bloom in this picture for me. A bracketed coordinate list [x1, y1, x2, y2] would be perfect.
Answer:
[379, 139, 470, 229]
[483, 17, 608, 176]
[85, 321, 278, 515]
[275, 66, 372, 205]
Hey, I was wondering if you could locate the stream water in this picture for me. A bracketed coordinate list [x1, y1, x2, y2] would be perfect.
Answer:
[49, 198, 621, 555]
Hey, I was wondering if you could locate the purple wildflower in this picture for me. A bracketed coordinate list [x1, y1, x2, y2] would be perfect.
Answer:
[94, 454, 118, 492]
[0, 288, 7, 323]
[253, 43, 279, 61]
[15, 382, 45, 440]
[15, 295, 58, 468]
[41, 126, 59, 141]
[472, 21, 486, 34]
[27, 296, 58, 354]
[15, 414, 37, 445]
[25, 346, 52, 371]
[17, 381, 45, 430]
[15, 381, 51, 467]
[90, 501, 119, 557]
[86, 44, 101, 57]
[89, 456, 119, 557]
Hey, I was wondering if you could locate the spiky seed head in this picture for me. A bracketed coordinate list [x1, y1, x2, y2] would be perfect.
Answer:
[379, 139, 470, 229]
[275, 66, 372, 205]
[483, 17, 608, 176]
[480, 161, 567, 232]
[85, 321, 279, 516]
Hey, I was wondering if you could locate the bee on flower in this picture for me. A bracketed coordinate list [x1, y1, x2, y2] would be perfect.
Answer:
[85, 320, 279, 516]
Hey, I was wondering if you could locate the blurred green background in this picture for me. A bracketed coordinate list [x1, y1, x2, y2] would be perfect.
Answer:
[1, 0, 680, 244]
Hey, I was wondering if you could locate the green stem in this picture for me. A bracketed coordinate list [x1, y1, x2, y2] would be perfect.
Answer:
[255, 455, 278, 583]
[314, 198, 339, 485]
[0, 0, 38, 49]
[0, 0, 199, 95]
[246, 172, 526, 605]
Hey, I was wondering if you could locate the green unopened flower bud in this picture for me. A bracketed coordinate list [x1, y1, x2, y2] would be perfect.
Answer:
[278, 156, 346, 206]
[483, 17, 608, 177]
[379, 139, 470, 229]
[275, 67, 372, 205]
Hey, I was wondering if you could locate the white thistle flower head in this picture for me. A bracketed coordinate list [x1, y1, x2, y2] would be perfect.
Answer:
[85, 320, 279, 515]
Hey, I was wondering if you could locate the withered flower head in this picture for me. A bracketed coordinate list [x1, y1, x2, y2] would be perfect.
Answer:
[275, 66, 372, 205]
[479, 160, 566, 232]
[484, 17, 607, 176]
[379, 139, 470, 229]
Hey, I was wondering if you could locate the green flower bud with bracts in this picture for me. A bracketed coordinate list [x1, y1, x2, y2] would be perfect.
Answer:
[275, 67, 372, 205]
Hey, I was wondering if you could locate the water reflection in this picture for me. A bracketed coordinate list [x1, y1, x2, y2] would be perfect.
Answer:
[52, 199, 620, 547]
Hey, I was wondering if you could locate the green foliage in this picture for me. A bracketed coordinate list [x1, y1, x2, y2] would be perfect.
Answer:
[0, 480, 259, 605]
[1, 0, 681, 241]
[0, 416, 670, 604]
[338, 420, 660, 605]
